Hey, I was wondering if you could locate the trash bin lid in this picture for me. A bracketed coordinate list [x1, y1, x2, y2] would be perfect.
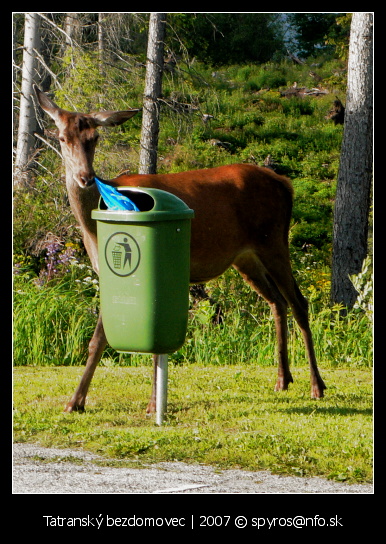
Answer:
[92, 187, 194, 222]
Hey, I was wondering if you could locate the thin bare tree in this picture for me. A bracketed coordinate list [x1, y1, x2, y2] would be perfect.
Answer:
[14, 13, 41, 186]
[64, 13, 82, 47]
[138, 13, 166, 175]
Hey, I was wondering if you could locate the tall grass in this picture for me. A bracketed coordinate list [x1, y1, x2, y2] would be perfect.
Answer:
[13, 266, 373, 370]
[13, 267, 99, 366]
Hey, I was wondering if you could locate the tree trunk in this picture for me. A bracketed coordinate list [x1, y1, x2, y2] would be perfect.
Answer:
[14, 13, 41, 186]
[98, 13, 106, 70]
[64, 13, 81, 47]
[138, 13, 166, 175]
[331, 13, 373, 309]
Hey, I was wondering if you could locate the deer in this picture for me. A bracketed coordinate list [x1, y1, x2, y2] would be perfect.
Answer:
[33, 85, 326, 415]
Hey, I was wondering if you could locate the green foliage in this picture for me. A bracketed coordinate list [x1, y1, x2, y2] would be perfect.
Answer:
[13, 261, 372, 370]
[325, 14, 352, 61]
[287, 13, 347, 58]
[56, 49, 143, 113]
[168, 13, 285, 66]
[349, 256, 373, 320]
[14, 267, 99, 366]
[13, 160, 77, 273]
[54, 50, 143, 180]
[14, 52, 372, 376]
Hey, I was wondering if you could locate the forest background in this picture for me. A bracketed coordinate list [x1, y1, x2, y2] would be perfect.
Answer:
[13, 12, 372, 368]
[13, 13, 373, 482]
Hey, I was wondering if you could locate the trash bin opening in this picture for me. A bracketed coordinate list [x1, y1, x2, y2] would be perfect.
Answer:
[100, 188, 155, 212]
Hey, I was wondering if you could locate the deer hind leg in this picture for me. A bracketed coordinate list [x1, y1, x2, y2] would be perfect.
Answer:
[288, 280, 326, 398]
[233, 252, 293, 392]
[64, 313, 107, 412]
[258, 250, 326, 399]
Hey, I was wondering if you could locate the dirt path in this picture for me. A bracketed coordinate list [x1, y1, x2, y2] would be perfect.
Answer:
[13, 443, 373, 494]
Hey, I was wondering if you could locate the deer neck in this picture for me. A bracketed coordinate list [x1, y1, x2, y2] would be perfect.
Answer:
[65, 170, 99, 232]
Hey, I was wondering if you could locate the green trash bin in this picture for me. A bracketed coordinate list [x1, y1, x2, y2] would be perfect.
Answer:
[92, 187, 194, 354]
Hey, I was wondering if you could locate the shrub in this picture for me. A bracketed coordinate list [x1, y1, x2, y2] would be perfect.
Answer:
[349, 256, 373, 321]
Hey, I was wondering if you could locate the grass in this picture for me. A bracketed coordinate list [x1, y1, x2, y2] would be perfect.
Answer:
[13, 364, 373, 484]
[13, 263, 373, 486]
[13, 266, 373, 370]
[13, 267, 99, 366]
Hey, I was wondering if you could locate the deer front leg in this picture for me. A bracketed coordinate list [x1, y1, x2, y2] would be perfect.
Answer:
[64, 314, 107, 412]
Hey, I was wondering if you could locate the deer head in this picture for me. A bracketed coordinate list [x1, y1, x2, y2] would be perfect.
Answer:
[34, 85, 140, 189]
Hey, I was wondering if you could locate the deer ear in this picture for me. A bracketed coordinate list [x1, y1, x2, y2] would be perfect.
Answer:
[33, 85, 62, 121]
[91, 109, 141, 127]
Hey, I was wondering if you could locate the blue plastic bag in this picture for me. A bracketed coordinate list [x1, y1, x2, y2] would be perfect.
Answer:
[95, 176, 140, 211]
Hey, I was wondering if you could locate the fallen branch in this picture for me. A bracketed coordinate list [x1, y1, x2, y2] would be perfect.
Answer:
[34, 132, 63, 159]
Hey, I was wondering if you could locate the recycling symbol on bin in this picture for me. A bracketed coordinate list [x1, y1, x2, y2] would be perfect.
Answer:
[105, 232, 141, 277]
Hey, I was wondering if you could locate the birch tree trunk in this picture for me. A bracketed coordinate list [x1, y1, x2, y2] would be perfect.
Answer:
[138, 13, 166, 175]
[98, 13, 106, 70]
[331, 13, 373, 308]
[64, 13, 81, 47]
[14, 13, 41, 186]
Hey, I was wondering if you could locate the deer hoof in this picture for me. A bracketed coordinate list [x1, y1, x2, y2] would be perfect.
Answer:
[64, 402, 85, 413]
[274, 374, 293, 392]
[311, 375, 327, 398]
[311, 388, 324, 399]
[311, 383, 326, 399]
[146, 400, 156, 416]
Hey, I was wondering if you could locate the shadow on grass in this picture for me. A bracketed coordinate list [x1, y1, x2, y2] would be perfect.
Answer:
[275, 405, 372, 417]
